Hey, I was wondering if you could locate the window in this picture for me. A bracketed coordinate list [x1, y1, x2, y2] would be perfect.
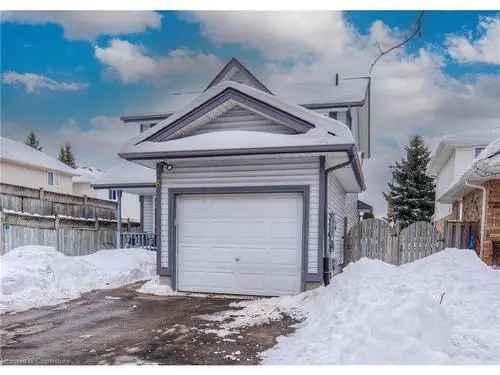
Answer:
[47, 172, 58, 186]
[109, 189, 118, 201]
[474, 147, 485, 158]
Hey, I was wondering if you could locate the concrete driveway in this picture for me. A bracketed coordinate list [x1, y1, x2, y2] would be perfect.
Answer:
[0, 282, 296, 365]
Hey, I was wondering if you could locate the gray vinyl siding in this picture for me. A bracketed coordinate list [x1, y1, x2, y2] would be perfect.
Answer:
[160, 156, 320, 275]
[181, 105, 296, 137]
[143, 195, 155, 233]
[345, 193, 359, 232]
[327, 172, 346, 267]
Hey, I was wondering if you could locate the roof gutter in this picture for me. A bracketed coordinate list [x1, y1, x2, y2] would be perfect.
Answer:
[465, 180, 487, 259]
[92, 183, 156, 190]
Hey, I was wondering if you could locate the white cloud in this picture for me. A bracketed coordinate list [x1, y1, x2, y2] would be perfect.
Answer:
[186, 11, 500, 216]
[188, 11, 357, 60]
[2, 11, 162, 41]
[446, 15, 500, 64]
[94, 39, 223, 84]
[2, 71, 88, 93]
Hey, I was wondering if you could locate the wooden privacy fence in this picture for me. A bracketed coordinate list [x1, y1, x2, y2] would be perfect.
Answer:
[346, 219, 445, 266]
[0, 210, 140, 256]
[0, 182, 116, 220]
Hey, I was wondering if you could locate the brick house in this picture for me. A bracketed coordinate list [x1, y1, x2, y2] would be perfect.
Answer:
[435, 136, 500, 266]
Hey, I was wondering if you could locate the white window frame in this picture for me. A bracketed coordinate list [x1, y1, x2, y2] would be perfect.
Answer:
[109, 189, 118, 201]
[47, 171, 58, 186]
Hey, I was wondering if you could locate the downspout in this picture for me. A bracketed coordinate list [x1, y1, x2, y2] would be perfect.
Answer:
[465, 181, 487, 259]
[322, 150, 355, 285]
[116, 190, 123, 249]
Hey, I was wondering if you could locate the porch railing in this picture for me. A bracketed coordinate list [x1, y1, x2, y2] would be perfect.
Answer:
[120, 232, 156, 250]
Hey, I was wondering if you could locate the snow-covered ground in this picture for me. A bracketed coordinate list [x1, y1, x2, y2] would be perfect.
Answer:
[137, 276, 177, 296]
[0, 246, 156, 313]
[201, 248, 500, 364]
[2, 246, 499, 364]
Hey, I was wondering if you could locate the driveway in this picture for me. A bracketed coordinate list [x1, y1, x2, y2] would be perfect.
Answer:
[0, 282, 296, 365]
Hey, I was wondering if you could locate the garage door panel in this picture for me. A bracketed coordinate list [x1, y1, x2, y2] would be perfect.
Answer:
[177, 193, 303, 296]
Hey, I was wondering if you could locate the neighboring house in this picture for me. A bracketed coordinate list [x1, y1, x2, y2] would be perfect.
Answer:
[107, 57, 370, 296]
[92, 161, 155, 231]
[74, 165, 141, 222]
[357, 200, 373, 220]
[0, 136, 78, 194]
[432, 136, 500, 266]
[428, 134, 492, 232]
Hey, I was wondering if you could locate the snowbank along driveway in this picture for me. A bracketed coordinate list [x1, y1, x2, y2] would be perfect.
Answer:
[1, 246, 500, 364]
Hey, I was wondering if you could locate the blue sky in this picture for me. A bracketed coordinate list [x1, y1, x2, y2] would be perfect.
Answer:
[2, 11, 500, 214]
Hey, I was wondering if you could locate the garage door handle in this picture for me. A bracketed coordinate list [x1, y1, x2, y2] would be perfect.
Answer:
[235, 257, 240, 262]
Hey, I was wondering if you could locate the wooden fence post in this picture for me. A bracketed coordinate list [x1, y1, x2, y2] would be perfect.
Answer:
[94, 217, 100, 251]
[55, 214, 60, 252]
[83, 195, 88, 218]
[0, 209, 4, 255]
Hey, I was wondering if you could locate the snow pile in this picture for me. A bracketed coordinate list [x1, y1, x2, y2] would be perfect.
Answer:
[0, 246, 156, 313]
[204, 249, 500, 364]
[137, 276, 177, 296]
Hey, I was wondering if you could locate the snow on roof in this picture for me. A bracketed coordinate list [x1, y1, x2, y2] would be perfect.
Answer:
[428, 128, 500, 175]
[0, 136, 78, 176]
[121, 81, 355, 156]
[92, 160, 155, 186]
[438, 135, 500, 203]
[124, 130, 351, 155]
[121, 80, 369, 124]
[292, 79, 369, 107]
[73, 166, 105, 184]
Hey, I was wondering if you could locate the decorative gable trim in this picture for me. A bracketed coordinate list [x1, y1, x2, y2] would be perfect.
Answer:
[145, 87, 314, 143]
[205, 57, 272, 94]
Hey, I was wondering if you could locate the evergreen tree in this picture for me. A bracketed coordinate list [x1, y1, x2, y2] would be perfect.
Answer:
[58, 143, 77, 168]
[24, 131, 43, 151]
[383, 135, 435, 228]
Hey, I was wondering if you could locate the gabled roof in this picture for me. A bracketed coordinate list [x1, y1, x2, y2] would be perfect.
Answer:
[205, 57, 272, 94]
[357, 200, 373, 211]
[120, 58, 370, 126]
[0, 136, 78, 176]
[120, 81, 355, 158]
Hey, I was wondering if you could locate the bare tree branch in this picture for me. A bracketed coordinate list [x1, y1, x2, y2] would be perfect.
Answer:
[368, 11, 425, 75]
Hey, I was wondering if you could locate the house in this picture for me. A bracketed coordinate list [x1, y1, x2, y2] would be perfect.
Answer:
[430, 135, 500, 266]
[0, 136, 78, 194]
[428, 133, 495, 232]
[357, 200, 373, 220]
[108, 57, 370, 296]
[74, 165, 141, 222]
[92, 160, 156, 232]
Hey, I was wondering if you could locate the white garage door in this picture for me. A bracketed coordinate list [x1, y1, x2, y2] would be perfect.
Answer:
[176, 193, 303, 296]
